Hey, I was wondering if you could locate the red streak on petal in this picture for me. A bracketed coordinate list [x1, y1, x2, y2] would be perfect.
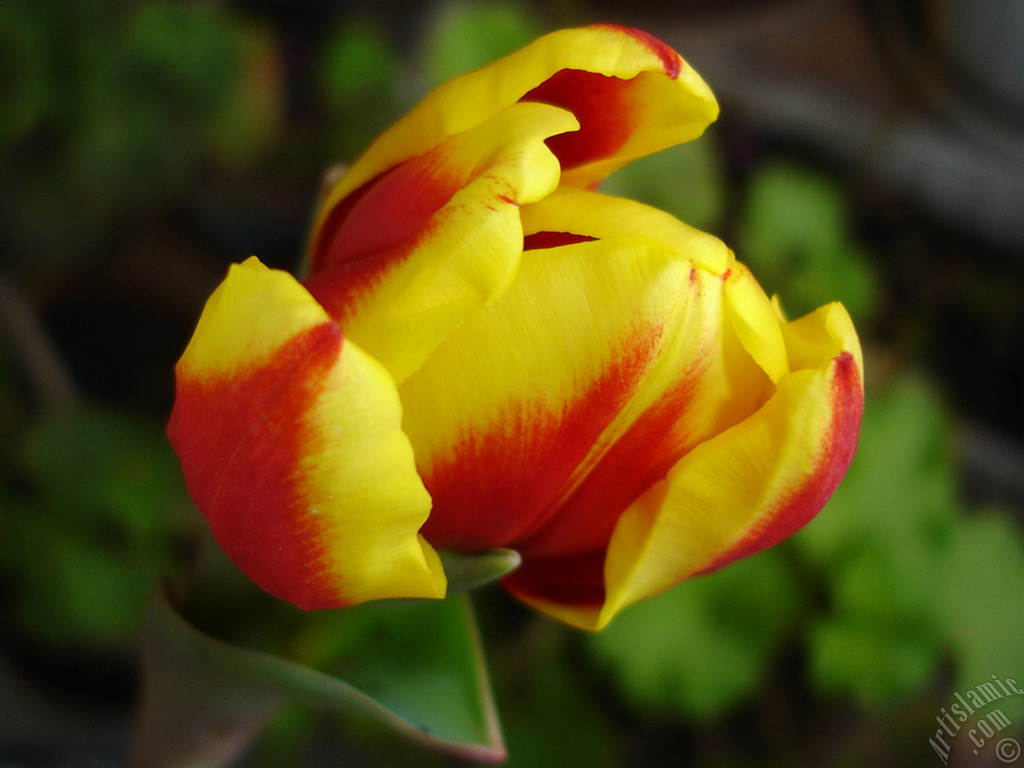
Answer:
[521, 69, 638, 171]
[419, 332, 660, 554]
[307, 146, 468, 318]
[167, 323, 346, 610]
[310, 175, 377, 274]
[595, 25, 682, 79]
[303, 220, 440, 324]
[314, 157, 462, 274]
[517, 367, 702, 559]
[523, 231, 597, 250]
[696, 352, 864, 575]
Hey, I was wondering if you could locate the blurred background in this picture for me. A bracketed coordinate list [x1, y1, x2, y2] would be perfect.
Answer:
[1, 0, 1023, 766]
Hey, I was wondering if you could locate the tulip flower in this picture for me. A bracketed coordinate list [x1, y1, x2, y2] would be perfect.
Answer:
[168, 25, 863, 630]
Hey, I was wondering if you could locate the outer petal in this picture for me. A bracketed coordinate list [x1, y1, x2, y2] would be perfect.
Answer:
[167, 258, 444, 610]
[506, 303, 862, 630]
[314, 24, 717, 227]
[398, 234, 768, 565]
[306, 102, 576, 384]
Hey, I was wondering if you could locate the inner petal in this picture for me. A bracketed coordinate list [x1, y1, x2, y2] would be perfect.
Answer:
[399, 237, 761, 559]
[521, 69, 638, 170]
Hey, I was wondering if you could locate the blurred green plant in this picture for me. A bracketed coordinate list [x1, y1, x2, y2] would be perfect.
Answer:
[0, 4, 1020, 765]
[602, 134, 728, 236]
[589, 373, 1024, 721]
[590, 549, 806, 721]
[0, 3, 51, 146]
[0, 404, 192, 653]
[0, 0, 282, 268]
[737, 160, 881, 324]
[935, 512, 1024, 691]
[799, 375, 955, 703]
[420, 0, 545, 88]
[317, 16, 403, 160]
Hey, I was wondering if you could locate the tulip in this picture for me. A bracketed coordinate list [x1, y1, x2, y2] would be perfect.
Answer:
[168, 26, 863, 630]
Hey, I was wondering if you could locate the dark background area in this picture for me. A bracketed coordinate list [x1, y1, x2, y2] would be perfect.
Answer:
[1, 0, 1023, 766]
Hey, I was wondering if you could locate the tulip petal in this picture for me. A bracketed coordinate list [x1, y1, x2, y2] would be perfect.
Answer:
[398, 233, 768, 567]
[522, 192, 787, 384]
[521, 188, 730, 274]
[723, 260, 790, 384]
[504, 304, 861, 630]
[315, 25, 717, 224]
[306, 102, 575, 384]
[168, 258, 444, 610]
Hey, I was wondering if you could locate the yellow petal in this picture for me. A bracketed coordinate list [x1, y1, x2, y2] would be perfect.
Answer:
[521, 187, 730, 274]
[316, 25, 717, 223]
[399, 232, 766, 568]
[168, 258, 444, 610]
[723, 258, 790, 383]
[782, 299, 864, 376]
[306, 102, 576, 384]
[591, 303, 863, 629]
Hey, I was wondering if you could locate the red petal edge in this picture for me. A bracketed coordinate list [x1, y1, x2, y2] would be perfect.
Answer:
[593, 24, 682, 79]
[696, 352, 864, 575]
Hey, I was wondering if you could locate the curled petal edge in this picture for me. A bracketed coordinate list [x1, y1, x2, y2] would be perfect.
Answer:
[315, 25, 717, 230]
[509, 303, 862, 630]
[307, 102, 578, 385]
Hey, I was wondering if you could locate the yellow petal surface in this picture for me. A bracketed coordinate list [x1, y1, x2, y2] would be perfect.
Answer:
[557, 303, 863, 630]
[306, 102, 576, 384]
[723, 259, 790, 383]
[315, 25, 717, 224]
[168, 258, 444, 610]
[399, 232, 767, 570]
[521, 188, 730, 274]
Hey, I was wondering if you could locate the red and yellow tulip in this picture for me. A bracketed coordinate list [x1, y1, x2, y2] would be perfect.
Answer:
[168, 25, 863, 630]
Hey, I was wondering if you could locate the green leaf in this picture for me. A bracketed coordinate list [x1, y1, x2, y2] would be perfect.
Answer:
[589, 549, 805, 721]
[132, 590, 506, 767]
